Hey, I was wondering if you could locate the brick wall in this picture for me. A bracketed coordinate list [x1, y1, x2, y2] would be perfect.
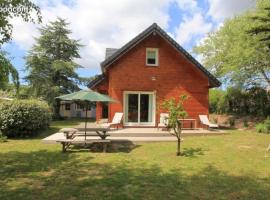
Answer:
[96, 33, 210, 127]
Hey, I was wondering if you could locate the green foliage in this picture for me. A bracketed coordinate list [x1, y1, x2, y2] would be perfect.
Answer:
[0, 99, 52, 137]
[0, 89, 13, 99]
[25, 18, 83, 115]
[0, 51, 19, 91]
[243, 119, 249, 128]
[0, 0, 41, 44]
[0, 84, 34, 100]
[209, 89, 226, 113]
[249, 2, 270, 48]
[256, 118, 270, 134]
[160, 95, 188, 156]
[255, 123, 265, 133]
[0, 0, 41, 92]
[194, 0, 270, 87]
[209, 87, 270, 117]
[160, 95, 188, 131]
[0, 131, 7, 142]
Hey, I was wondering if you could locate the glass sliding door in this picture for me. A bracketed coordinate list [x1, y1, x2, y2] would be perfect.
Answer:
[140, 94, 153, 123]
[127, 94, 138, 122]
[124, 92, 155, 126]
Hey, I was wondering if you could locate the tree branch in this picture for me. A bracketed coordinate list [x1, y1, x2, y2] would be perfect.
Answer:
[260, 69, 270, 86]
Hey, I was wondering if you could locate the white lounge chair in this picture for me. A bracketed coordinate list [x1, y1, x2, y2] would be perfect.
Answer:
[101, 112, 123, 129]
[158, 113, 169, 130]
[199, 115, 218, 128]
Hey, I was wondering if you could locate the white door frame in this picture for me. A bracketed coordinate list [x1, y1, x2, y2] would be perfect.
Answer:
[123, 91, 156, 126]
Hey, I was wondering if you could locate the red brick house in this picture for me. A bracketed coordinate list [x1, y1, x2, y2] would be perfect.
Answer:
[89, 23, 221, 128]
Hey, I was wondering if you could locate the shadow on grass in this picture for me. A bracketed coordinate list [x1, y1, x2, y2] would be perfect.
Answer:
[0, 150, 269, 200]
[181, 147, 204, 157]
[68, 140, 141, 153]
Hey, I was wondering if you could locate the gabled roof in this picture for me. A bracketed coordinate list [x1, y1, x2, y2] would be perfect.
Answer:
[100, 23, 221, 88]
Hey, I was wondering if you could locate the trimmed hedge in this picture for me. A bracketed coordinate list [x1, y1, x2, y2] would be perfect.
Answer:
[0, 99, 52, 137]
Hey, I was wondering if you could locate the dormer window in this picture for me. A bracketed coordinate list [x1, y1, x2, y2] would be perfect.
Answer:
[146, 48, 158, 66]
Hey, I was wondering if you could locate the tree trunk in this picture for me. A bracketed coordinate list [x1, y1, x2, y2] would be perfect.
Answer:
[53, 99, 61, 119]
[176, 121, 182, 156]
[177, 138, 181, 156]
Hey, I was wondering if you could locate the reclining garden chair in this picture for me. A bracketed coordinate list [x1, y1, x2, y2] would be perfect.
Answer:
[199, 115, 218, 129]
[101, 112, 123, 129]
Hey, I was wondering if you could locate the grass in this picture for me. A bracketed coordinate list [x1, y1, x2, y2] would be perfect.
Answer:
[37, 118, 91, 138]
[0, 120, 270, 200]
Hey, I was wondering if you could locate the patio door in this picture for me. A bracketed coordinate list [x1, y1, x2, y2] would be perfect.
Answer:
[124, 91, 155, 126]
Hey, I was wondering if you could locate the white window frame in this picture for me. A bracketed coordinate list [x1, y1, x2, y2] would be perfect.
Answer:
[123, 91, 156, 127]
[146, 48, 159, 66]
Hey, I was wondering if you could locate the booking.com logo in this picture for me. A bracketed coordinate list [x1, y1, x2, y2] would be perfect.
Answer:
[0, 6, 29, 13]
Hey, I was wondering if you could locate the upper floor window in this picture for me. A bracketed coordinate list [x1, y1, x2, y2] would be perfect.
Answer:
[146, 48, 158, 66]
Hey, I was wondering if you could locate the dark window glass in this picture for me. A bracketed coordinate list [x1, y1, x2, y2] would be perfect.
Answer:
[128, 94, 138, 122]
[140, 94, 149, 122]
[65, 103, 70, 110]
[147, 50, 157, 65]
[147, 58, 156, 64]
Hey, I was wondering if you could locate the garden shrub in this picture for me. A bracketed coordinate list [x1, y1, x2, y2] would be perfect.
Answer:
[243, 119, 249, 128]
[0, 99, 52, 137]
[255, 118, 270, 134]
[0, 131, 7, 142]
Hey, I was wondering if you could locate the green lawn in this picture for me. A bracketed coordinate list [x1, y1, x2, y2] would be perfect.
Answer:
[0, 120, 270, 200]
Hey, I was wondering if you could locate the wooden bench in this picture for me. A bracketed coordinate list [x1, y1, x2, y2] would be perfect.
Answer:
[57, 139, 111, 153]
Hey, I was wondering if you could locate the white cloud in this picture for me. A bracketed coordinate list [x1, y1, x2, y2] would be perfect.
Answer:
[9, 0, 172, 73]
[207, 0, 256, 21]
[175, 13, 213, 46]
[9, 17, 39, 50]
[174, 0, 255, 48]
[175, 0, 199, 12]
[173, 0, 213, 47]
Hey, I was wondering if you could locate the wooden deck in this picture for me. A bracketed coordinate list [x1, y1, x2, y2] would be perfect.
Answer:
[43, 126, 226, 144]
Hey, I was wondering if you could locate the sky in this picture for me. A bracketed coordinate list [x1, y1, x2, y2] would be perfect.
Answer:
[3, 0, 256, 86]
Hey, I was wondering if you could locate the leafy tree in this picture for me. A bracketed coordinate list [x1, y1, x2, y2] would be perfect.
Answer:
[209, 87, 270, 117]
[25, 18, 82, 115]
[160, 95, 188, 156]
[0, 0, 41, 44]
[209, 89, 226, 114]
[194, 0, 270, 88]
[0, 51, 19, 90]
[249, 0, 270, 45]
[0, 0, 41, 92]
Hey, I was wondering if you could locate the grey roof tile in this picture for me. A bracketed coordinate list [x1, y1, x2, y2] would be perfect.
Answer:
[105, 48, 119, 59]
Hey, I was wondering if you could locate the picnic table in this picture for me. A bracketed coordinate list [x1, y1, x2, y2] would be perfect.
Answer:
[75, 127, 111, 139]
[57, 127, 111, 152]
